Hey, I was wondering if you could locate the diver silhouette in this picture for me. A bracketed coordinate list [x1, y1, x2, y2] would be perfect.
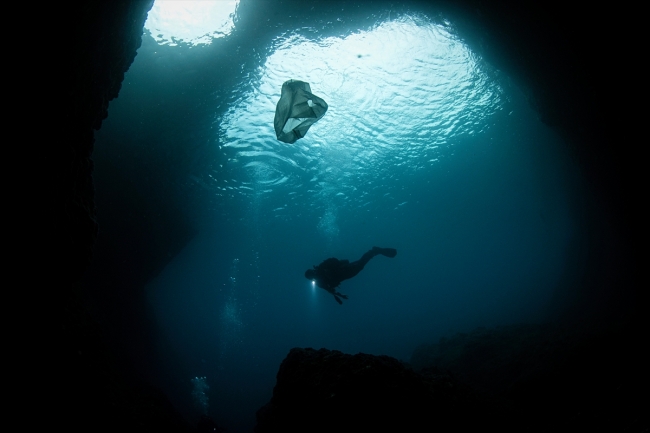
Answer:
[305, 246, 397, 304]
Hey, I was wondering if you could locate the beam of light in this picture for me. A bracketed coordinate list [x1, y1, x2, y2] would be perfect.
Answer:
[145, 0, 239, 46]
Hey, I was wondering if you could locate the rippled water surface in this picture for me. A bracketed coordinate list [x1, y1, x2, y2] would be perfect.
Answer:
[217, 15, 503, 219]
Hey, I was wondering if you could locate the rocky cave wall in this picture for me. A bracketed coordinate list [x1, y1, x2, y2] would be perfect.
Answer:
[46, 1, 154, 299]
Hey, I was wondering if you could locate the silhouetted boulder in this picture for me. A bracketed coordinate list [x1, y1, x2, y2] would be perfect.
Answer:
[255, 347, 510, 433]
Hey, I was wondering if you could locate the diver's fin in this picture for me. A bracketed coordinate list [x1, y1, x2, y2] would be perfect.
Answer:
[338, 294, 348, 299]
[334, 295, 343, 305]
[373, 247, 397, 258]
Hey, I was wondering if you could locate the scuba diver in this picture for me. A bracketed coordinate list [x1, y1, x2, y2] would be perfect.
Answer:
[305, 246, 397, 304]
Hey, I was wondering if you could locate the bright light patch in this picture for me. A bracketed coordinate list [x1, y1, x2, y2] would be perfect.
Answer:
[145, 0, 239, 46]
[218, 14, 503, 202]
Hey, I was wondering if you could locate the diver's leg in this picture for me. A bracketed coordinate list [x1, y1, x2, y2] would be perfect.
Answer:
[342, 247, 397, 280]
[357, 246, 397, 266]
[344, 248, 381, 278]
[357, 249, 377, 266]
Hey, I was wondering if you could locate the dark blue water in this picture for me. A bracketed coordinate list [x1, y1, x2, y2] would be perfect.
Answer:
[93, 3, 587, 432]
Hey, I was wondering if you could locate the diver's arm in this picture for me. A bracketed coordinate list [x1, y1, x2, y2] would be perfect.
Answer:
[322, 285, 346, 304]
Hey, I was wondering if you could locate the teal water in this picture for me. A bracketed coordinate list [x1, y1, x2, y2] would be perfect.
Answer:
[93, 4, 587, 431]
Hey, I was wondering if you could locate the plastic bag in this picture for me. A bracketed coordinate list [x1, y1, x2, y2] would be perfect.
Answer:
[274, 79, 328, 143]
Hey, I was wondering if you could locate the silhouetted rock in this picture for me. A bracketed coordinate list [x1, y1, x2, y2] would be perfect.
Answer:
[39, 2, 195, 431]
[255, 347, 512, 433]
[411, 321, 648, 432]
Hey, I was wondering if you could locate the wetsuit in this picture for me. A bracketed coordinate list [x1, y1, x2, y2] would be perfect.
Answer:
[305, 247, 397, 304]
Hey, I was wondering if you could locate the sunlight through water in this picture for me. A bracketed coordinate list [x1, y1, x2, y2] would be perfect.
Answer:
[217, 14, 503, 216]
[145, 0, 239, 46]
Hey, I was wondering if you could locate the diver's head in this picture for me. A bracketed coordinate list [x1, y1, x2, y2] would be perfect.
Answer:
[305, 269, 317, 280]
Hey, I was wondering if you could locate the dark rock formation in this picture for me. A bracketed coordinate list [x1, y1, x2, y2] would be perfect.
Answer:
[44, 1, 155, 298]
[259, 321, 648, 432]
[38, 1, 193, 431]
[411, 322, 648, 432]
[256, 347, 511, 433]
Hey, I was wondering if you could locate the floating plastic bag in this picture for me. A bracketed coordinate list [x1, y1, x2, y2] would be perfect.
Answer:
[274, 79, 328, 143]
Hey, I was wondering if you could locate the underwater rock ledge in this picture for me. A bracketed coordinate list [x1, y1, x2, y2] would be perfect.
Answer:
[410, 321, 648, 433]
[255, 347, 510, 433]
[259, 319, 648, 433]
